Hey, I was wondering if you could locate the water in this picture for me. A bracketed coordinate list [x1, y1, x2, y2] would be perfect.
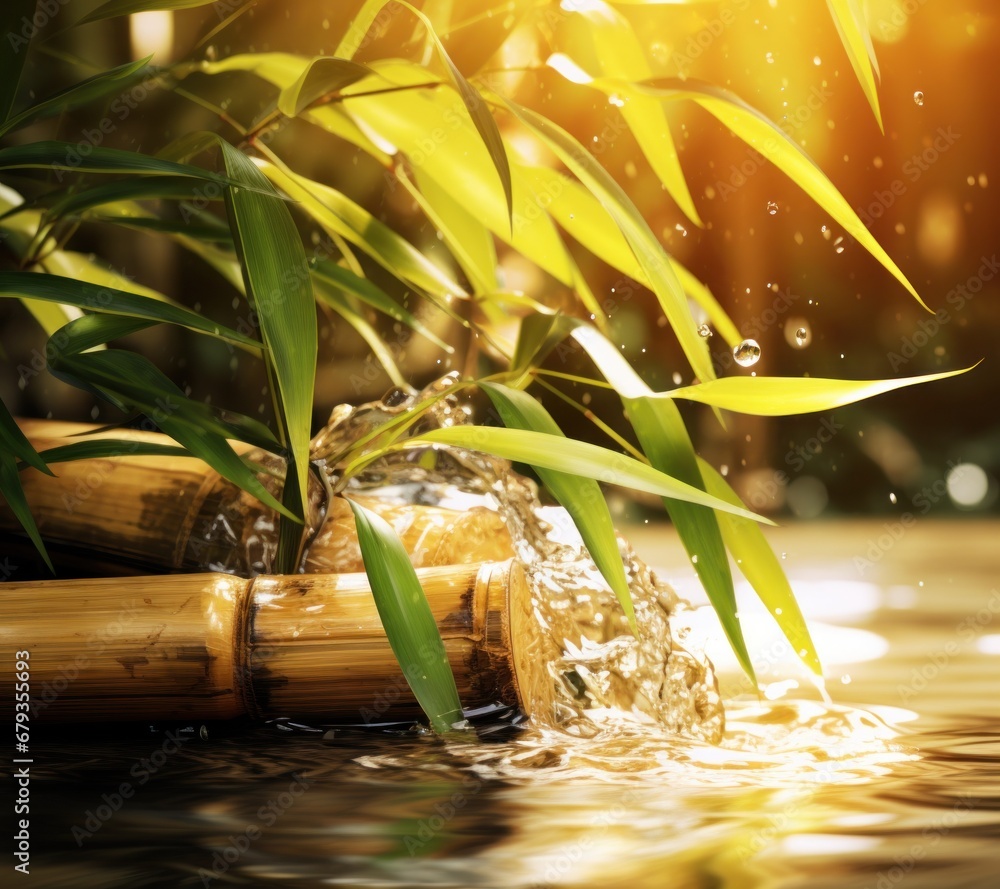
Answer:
[10, 386, 998, 887]
[734, 339, 762, 367]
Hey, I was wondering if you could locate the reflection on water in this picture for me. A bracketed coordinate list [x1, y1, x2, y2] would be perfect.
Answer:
[12, 520, 999, 888]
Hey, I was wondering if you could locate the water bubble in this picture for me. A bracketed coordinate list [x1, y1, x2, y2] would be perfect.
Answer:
[733, 339, 761, 367]
[767, 200, 779, 215]
[697, 323, 713, 338]
[889, 492, 897, 504]
[205, 45, 217, 61]
[913, 90, 924, 106]
[784, 319, 811, 349]
[672, 371, 683, 385]
[795, 328, 809, 346]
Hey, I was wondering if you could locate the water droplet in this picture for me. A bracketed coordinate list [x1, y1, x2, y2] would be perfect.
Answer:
[691, 554, 699, 564]
[672, 371, 683, 385]
[766, 200, 779, 215]
[841, 673, 852, 685]
[205, 45, 217, 61]
[733, 339, 761, 367]
[889, 492, 897, 504]
[913, 90, 924, 106]
[697, 323, 713, 338]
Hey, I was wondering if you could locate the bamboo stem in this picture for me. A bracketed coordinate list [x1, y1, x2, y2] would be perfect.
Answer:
[3, 560, 539, 724]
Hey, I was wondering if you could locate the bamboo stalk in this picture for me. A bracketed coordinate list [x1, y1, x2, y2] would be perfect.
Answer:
[3, 560, 546, 724]
[2, 419, 516, 575]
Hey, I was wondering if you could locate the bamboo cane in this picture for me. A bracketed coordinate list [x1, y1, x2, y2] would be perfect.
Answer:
[1, 418, 516, 575]
[2, 559, 550, 724]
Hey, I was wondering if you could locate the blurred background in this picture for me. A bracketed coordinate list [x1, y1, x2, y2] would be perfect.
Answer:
[1, 0, 996, 520]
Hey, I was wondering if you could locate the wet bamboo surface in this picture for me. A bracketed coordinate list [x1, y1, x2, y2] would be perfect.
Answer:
[1, 561, 535, 723]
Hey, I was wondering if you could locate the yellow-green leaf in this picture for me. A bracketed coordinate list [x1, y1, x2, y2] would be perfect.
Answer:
[826, 0, 882, 130]
[667, 367, 975, 416]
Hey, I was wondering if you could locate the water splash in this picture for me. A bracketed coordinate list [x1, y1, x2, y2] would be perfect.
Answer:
[188, 377, 912, 782]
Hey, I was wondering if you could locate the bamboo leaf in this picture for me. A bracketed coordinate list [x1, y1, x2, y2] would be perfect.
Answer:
[546, 61, 926, 309]
[0, 142, 247, 186]
[502, 98, 717, 386]
[0, 272, 261, 350]
[258, 158, 467, 300]
[0, 451, 53, 574]
[481, 381, 637, 632]
[826, 0, 882, 130]
[312, 259, 452, 353]
[218, 142, 317, 528]
[401, 0, 514, 227]
[0, 398, 52, 477]
[48, 341, 294, 520]
[347, 499, 465, 734]
[667, 367, 975, 416]
[78, 0, 220, 25]
[277, 58, 371, 117]
[557, 0, 702, 226]
[698, 458, 823, 676]
[402, 426, 772, 524]
[34, 440, 191, 465]
[624, 394, 753, 680]
[0, 0, 37, 124]
[0, 57, 153, 139]
[335, 0, 389, 59]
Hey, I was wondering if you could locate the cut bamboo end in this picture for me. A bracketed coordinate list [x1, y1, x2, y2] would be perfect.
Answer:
[2, 560, 543, 724]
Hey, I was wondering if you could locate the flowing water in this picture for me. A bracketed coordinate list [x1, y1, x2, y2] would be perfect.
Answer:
[10, 384, 999, 887]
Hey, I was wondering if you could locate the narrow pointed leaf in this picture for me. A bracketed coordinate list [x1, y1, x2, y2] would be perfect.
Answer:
[0, 451, 54, 574]
[698, 458, 822, 676]
[219, 142, 316, 521]
[558, 0, 701, 225]
[552, 66, 925, 308]
[403, 426, 772, 523]
[826, 0, 882, 129]
[277, 58, 371, 117]
[667, 367, 975, 416]
[502, 98, 716, 386]
[312, 260, 452, 352]
[624, 394, 753, 680]
[0, 0, 37, 123]
[0, 57, 152, 139]
[481, 382, 636, 631]
[0, 398, 52, 477]
[0, 272, 261, 350]
[348, 499, 465, 734]
[34, 440, 191, 465]
[258, 159, 467, 300]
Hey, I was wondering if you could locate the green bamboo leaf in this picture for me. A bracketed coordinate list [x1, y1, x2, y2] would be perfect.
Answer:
[547, 61, 926, 309]
[407, 167, 498, 295]
[277, 58, 371, 117]
[0, 0, 37, 123]
[335, 0, 387, 59]
[347, 499, 465, 734]
[90, 213, 233, 241]
[624, 395, 753, 680]
[557, 0, 702, 226]
[518, 163, 740, 345]
[312, 260, 452, 353]
[501, 98, 716, 386]
[34, 440, 191, 465]
[258, 158, 467, 300]
[0, 272, 261, 350]
[667, 367, 975, 416]
[0, 398, 52, 478]
[38, 176, 228, 226]
[46, 313, 281, 450]
[313, 280, 408, 390]
[0, 451, 53, 574]
[218, 142, 316, 532]
[481, 382, 637, 632]
[400, 0, 514, 227]
[49, 345, 294, 521]
[0, 142, 246, 186]
[697, 457, 823, 676]
[78, 0, 220, 25]
[0, 57, 152, 139]
[403, 426, 772, 524]
[826, 0, 882, 130]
